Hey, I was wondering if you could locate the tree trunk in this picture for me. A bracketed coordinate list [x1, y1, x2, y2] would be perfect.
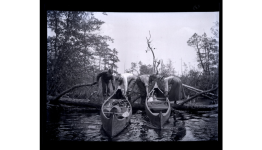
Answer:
[99, 56, 101, 71]
[172, 103, 218, 111]
[146, 31, 156, 74]
[51, 82, 97, 102]
[196, 44, 205, 72]
[178, 87, 218, 105]
[47, 95, 218, 111]
[182, 84, 218, 97]
[92, 66, 95, 82]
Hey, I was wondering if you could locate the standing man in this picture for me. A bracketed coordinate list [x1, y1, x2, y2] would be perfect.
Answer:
[96, 69, 115, 97]
[115, 73, 137, 102]
[136, 74, 150, 107]
[149, 74, 184, 104]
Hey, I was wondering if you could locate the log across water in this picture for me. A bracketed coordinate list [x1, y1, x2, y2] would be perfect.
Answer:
[47, 96, 218, 111]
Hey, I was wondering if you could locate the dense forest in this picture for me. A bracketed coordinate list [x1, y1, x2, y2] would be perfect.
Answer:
[47, 11, 119, 99]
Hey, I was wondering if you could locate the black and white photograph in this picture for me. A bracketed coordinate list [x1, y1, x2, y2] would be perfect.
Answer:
[5, 0, 262, 150]
[45, 10, 221, 143]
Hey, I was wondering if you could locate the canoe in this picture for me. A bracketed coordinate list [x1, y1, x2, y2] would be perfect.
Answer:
[145, 82, 171, 129]
[100, 87, 132, 138]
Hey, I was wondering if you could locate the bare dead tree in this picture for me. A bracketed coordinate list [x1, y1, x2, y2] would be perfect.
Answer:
[146, 31, 157, 73]
[155, 59, 161, 73]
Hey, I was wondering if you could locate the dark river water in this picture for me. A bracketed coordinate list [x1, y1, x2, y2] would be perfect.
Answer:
[46, 104, 218, 141]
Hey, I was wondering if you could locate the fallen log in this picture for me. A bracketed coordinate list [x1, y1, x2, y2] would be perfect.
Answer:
[182, 84, 218, 98]
[178, 87, 218, 105]
[183, 87, 215, 100]
[47, 95, 100, 108]
[182, 84, 202, 92]
[52, 82, 97, 102]
[172, 103, 218, 111]
[132, 102, 218, 111]
[87, 91, 98, 99]
[47, 95, 217, 111]
[201, 94, 216, 100]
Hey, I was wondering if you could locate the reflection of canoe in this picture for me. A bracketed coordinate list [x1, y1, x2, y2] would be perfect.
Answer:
[100, 88, 132, 138]
[145, 82, 171, 129]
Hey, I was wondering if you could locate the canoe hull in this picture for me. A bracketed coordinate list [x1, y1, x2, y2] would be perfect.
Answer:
[145, 83, 171, 129]
[100, 111, 131, 137]
[100, 88, 132, 137]
[145, 106, 171, 129]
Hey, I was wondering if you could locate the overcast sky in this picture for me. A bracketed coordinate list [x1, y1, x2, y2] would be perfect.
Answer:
[94, 12, 219, 75]
[47, 12, 219, 75]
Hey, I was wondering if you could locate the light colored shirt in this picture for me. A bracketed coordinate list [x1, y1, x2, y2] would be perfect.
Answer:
[163, 76, 172, 92]
[139, 74, 150, 87]
[119, 73, 136, 95]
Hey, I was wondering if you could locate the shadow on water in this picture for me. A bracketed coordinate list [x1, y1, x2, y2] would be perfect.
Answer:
[46, 104, 218, 141]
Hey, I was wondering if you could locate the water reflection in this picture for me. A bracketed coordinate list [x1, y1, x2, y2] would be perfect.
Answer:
[46, 105, 218, 141]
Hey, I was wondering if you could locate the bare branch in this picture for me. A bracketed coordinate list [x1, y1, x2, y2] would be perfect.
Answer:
[178, 87, 218, 105]
[154, 60, 161, 73]
[145, 30, 156, 73]
[156, 60, 161, 68]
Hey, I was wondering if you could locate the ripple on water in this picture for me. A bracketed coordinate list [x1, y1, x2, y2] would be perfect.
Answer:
[46, 107, 218, 141]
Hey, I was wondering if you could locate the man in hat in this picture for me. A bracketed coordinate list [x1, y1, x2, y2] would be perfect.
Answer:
[96, 69, 115, 97]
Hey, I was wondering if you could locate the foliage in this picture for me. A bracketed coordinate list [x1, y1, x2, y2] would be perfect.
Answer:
[125, 61, 154, 75]
[184, 21, 219, 96]
[139, 64, 154, 75]
[187, 21, 219, 75]
[125, 62, 139, 75]
[159, 59, 177, 77]
[180, 68, 219, 96]
[47, 11, 119, 97]
[126, 59, 176, 76]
